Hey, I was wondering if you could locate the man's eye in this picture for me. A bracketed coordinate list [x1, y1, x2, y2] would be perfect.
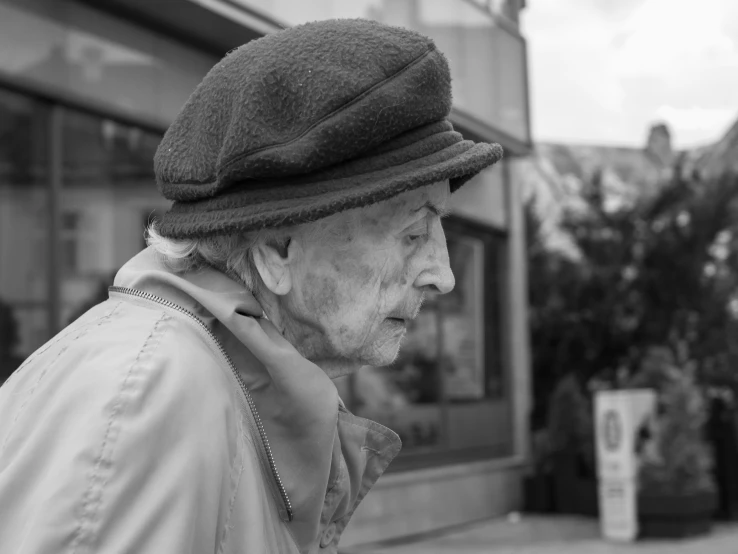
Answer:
[405, 219, 430, 244]
[406, 232, 429, 244]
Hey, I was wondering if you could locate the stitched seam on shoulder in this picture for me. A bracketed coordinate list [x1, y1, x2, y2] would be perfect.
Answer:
[68, 313, 169, 554]
[5, 302, 124, 383]
[216, 416, 246, 554]
[0, 303, 123, 456]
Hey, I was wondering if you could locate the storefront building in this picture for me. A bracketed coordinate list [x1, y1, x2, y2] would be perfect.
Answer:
[0, 0, 532, 546]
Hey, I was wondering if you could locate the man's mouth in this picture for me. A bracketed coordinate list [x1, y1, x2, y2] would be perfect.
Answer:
[387, 296, 425, 326]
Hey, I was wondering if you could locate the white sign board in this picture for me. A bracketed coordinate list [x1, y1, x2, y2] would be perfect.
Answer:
[594, 389, 656, 542]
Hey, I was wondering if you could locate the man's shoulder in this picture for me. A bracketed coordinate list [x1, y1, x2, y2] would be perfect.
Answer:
[0, 301, 255, 554]
[3, 298, 239, 427]
[84, 297, 232, 381]
[104, 297, 241, 409]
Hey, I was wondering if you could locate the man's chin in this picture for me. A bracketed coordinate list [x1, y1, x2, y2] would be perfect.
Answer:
[309, 332, 405, 376]
[358, 340, 404, 369]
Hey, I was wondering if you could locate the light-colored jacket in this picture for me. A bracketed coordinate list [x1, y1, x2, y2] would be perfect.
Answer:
[0, 248, 401, 554]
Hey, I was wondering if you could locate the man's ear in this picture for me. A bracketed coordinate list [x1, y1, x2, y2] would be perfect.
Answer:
[252, 238, 297, 296]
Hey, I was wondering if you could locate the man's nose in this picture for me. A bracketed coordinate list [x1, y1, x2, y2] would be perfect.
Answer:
[414, 219, 455, 295]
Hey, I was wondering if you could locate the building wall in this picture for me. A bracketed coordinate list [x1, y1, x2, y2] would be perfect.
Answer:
[450, 164, 507, 229]
[342, 460, 524, 546]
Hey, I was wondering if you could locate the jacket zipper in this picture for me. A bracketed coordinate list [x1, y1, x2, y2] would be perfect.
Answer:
[109, 286, 294, 522]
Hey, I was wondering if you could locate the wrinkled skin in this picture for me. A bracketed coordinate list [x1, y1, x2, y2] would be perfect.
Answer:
[256, 181, 455, 378]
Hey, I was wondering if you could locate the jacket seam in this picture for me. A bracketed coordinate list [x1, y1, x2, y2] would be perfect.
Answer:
[321, 455, 347, 530]
[4, 302, 123, 384]
[9, 322, 88, 378]
[216, 409, 247, 554]
[68, 313, 169, 554]
[104, 293, 300, 550]
[112, 291, 290, 514]
[324, 456, 345, 498]
[0, 302, 123, 457]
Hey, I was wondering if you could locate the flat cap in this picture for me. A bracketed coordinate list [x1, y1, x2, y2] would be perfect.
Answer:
[154, 18, 503, 238]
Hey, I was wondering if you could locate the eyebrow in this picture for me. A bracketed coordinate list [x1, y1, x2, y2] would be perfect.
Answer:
[413, 201, 451, 218]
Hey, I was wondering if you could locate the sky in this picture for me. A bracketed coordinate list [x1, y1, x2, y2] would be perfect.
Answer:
[521, 0, 738, 149]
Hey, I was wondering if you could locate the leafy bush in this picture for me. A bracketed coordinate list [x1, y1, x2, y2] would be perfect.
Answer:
[527, 171, 738, 427]
[628, 346, 715, 495]
[546, 374, 595, 474]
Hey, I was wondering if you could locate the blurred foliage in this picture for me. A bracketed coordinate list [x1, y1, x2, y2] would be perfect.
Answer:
[527, 168, 738, 429]
[626, 346, 715, 495]
[545, 373, 595, 474]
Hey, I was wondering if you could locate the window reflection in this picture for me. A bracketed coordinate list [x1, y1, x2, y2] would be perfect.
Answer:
[0, 89, 49, 383]
[60, 109, 169, 327]
[440, 235, 486, 400]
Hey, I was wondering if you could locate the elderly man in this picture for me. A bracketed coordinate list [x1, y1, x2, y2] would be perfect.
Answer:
[0, 19, 502, 554]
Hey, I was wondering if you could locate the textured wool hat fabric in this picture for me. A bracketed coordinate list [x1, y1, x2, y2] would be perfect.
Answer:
[154, 18, 504, 239]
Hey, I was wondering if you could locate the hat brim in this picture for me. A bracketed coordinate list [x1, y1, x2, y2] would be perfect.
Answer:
[158, 138, 503, 238]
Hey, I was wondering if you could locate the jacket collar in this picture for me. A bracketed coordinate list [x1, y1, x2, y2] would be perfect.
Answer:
[114, 248, 401, 552]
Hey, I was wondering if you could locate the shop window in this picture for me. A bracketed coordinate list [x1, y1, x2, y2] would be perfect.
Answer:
[0, 88, 50, 383]
[336, 217, 512, 466]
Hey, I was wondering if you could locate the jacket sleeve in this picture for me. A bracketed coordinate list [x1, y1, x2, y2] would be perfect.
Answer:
[0, 311, 242, 554]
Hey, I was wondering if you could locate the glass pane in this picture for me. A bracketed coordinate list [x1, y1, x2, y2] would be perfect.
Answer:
[447, 401, 513, 453]
[442, 226, 512, 454]
[440, 233, 486, 400]
[351, 303, 444, 453]
[485, 236, 505, 397]
[59, 108, 169, 327]
[0, 88, 50, 382]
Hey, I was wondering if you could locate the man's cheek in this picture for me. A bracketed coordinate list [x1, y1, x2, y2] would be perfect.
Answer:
[302, 271, 341, 317]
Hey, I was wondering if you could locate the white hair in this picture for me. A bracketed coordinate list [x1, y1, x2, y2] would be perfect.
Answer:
[145, 211, 359, 293]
